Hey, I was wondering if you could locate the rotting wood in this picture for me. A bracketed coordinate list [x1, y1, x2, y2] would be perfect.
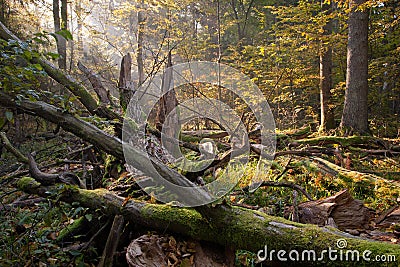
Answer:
[118, 54, 133, 111]
[285, 189, 372, 230]
[98, 215, 125, 267]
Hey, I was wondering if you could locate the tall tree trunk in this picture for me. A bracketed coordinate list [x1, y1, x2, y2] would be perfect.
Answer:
[319, 0, 335, 132]
[60, 0, 67, 69]
[69, 2, 74, 70]
[137, 1, 145, 87]
[340, 0, 370, 135]
[0, 0, 6, 24]
[53, 0, 60, 36]
[53, 0, 67, 69]
[76, 0, 84, 59]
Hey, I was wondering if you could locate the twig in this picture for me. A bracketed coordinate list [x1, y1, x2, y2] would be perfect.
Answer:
[242, 180, 313, 201]
[230, 202, 259, 210]
[67, 145, 94, 156]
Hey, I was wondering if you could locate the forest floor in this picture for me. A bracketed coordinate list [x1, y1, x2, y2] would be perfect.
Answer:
[1, 126, 400, 266]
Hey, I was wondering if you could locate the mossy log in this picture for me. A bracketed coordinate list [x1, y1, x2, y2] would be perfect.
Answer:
[310, 157, 400, 188]
[56, 216, 87, 243]
[17, 177, 400, 266]
[291, 136, 390, 148]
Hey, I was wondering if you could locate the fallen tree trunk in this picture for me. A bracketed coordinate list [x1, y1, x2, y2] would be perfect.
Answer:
[181, 130, 229, 139]
[291, 136, 390, 149]
[310, 157, 400, 187]
[17, 177, 400, 266]
[0, 91, 212, 203]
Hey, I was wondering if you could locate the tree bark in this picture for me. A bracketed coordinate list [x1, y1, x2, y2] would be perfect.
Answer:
[118, 54, 133, 111]
[137, 1, 145, 87]
[16, 177, 400, 267]
[53, 0, 67, 69]
[340, 0, 370, 135]
[319, 0, 335, 132]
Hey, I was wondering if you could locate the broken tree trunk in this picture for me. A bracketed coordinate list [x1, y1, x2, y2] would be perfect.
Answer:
[156, 51, 180, 156]
[118, 53, 133, 111]
[16, 177, 400, 267]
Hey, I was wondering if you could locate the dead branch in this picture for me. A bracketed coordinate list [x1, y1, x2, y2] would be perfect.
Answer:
[77, 61, 111, 105]
[98, 215, 125, 267]
[0, 131, 28, 163]
[242, 180, 313, 201]
[27, 153, 84, 188]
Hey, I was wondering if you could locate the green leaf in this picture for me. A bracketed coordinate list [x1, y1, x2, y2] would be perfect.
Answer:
[84, 214, 93, 222]
[55, 29, 73, 41]
[68, 250, 81, 256]
[5, 111, 13, 122]
[71, 207, 84, 217]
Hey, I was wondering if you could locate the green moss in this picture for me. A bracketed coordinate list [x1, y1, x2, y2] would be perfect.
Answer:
[140, 204, 206, 237]
[74, 188, 123, 215]
[17, 177, 41, 191]
[180, 134, 201, 144]
[56, 216, 86, 242]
